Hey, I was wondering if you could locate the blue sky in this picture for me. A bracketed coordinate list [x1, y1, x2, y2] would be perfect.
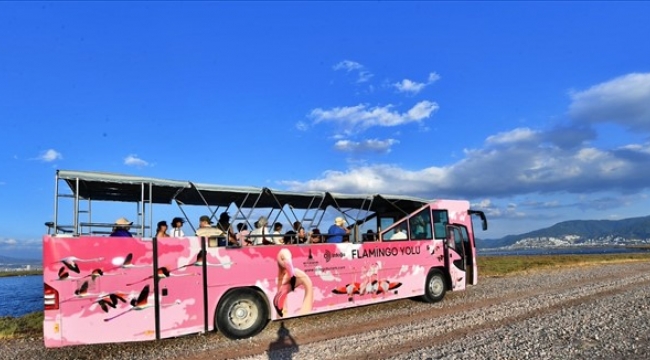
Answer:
[2, 2, 650, 259]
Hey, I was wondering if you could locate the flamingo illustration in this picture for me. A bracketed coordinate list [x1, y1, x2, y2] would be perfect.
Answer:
[359, 263, 379, 296]
[51, 256, 104, 274]
[172, 250, 205, 270]
[104, 285, 152, 322]
[171, 250, 235, 271]
[105, 253, 149, 274]
[74, 281, 90, 296]
[332, 282, 360, 301]
[84, 269, 104, 280]
[126, 267, 171, 286]
[332, 268, 360, 301]
[94, 292, 128, 312]
[126, 266, 196, 286]
[58, 266, 69, 280]
[374, 279, 402, 295]
[60, 280, 101, 304]
[273, 249, 313, 317]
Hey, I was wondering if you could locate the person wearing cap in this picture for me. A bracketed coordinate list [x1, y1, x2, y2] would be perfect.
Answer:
[110, 217, 133, 237]
[195, 215, 224, 238]
[156, 221, 169, 238]
[327, 217, 350, 243]
[170, 217, 185, 237]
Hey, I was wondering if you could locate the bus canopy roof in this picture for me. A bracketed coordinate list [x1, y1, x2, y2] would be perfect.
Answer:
[57, 170, 431, 215]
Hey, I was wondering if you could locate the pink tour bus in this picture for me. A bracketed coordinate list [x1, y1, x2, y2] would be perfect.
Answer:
[43, 170, 487, 347]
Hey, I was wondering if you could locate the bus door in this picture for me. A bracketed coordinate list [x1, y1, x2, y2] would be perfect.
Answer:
[444, 225, 468, 291]
[154, 237, 207, 339]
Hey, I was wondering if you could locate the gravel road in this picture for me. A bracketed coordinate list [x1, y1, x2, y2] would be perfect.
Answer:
[3, 261, 650, 360]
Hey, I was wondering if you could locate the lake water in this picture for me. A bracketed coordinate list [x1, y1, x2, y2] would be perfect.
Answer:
[1, 246, 649, 317]
[0, 275, 42, 317]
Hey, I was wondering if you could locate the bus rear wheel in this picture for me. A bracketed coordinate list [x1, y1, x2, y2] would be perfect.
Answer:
[423, 269, 446, 303]
[216, 288, 269, 340]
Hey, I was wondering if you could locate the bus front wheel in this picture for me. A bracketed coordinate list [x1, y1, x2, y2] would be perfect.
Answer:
[423, 269, 446, 303]
[216, 288, 269, 340]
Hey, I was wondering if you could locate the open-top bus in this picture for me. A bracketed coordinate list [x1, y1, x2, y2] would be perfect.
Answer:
[43, 170, 487, 348]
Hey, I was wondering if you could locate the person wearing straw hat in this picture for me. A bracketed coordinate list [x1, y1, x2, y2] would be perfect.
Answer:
[327, 217, 350, 243]
[110, 217, 133, 237]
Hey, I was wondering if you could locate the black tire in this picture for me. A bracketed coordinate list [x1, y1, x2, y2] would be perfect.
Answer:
[215, 288, 269, 340]
[422, 269, 446, 303]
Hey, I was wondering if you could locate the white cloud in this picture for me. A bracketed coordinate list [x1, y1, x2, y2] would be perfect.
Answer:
[393, 72, 441, 94]
[124, 154, 150, 167]
[310, 100, 439, 132]
[1, 238, 17, 245]
[334, 138, 399, 153]
[37, 149, 62, 162]
[0, 237, 42, 258]
[357, 70, 373, 83]
[296, 121, 309, 131]
[428, 72, 441, 83]
[333, 60, 363, 72]
[569, 72, 650, 132]
[284, 127, 650, 201]
[394, 79, 426, 94]
[486, 128, 539, 145]
[333, 60, 374, 83]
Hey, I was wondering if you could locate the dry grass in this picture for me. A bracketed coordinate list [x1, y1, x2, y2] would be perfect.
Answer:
[0, 311, 43, 339]
[479, 252, 650, 277]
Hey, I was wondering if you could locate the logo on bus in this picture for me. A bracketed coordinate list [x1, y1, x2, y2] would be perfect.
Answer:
[323, 249, 346, 263]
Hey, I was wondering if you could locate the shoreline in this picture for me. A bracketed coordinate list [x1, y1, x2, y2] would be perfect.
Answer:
[0, 270, 42, 278]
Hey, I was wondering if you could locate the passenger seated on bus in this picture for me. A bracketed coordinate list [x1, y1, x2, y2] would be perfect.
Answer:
[309, 228, 323, 243]
[156, 221, 169, 238]
[216, 212, 238, 246]
[411, 215, 428, 239]
[195, 215, 224, 238]
[327, 217, 350, 243]
[363, 229, 376, 242]
[296, 226, 308, 244]
[283, 221, 301, 244]
[272, 222, 284, 244]
[110, 217, 133, 237]
[170, 217, 185, 237]
[390, 225, 407, 240]
[250, 216, 272, 245]
[236, 223, 251, 246]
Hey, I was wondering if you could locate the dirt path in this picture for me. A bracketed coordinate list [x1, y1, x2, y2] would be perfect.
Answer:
[180, 262, 650, 360]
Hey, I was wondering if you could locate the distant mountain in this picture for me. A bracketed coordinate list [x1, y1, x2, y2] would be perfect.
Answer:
[0, 255, 41, 265]
[477, 215, 650, 249]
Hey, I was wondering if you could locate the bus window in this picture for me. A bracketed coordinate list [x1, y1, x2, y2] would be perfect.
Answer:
[432, 210, 448, 239]
[409, 209, 432, 240]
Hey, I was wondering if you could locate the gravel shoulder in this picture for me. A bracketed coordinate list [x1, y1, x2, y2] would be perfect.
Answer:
[3, 261, 650, 360]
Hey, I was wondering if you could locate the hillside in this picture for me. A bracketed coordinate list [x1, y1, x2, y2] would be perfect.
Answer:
[477, 215, 650, 249]
[0, 255, 41, 265]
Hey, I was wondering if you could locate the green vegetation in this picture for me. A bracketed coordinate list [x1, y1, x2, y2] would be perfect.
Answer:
[479, 252, 650, 277]
[1, 253, 649, 339]
[0, 311, 43, 339]
[0, 270, 42, 278]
